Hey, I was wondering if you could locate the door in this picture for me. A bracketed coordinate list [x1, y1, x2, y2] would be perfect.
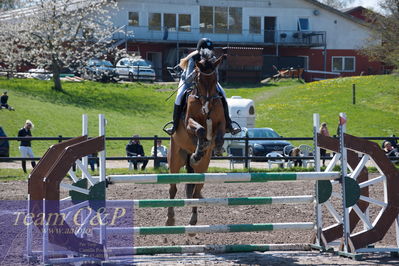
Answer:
[264, 16, 276, 43]
[147, 52, 162, 80]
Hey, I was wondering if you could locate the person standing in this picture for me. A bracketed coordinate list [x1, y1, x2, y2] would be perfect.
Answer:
[18, 120, 36, 173]
[319, 122, 330, 167]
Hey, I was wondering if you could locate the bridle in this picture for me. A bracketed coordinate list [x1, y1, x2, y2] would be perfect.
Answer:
[190, 67, 221, 115]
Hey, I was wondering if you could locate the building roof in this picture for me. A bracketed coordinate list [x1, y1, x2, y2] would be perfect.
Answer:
[303, 0, 368, 27]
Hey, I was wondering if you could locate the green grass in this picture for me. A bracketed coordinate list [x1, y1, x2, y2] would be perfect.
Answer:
[0, 75, 398, 159]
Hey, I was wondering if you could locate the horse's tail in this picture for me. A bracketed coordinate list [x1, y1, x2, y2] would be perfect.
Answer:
[185, 154, 195, 198]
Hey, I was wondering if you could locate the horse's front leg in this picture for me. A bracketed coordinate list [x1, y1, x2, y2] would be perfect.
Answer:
[214, 124, 226, 156]
[186, 117, 209, 165]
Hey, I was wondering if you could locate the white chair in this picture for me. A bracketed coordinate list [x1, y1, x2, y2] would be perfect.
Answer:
[298, 144, 315, 168]
[127, 152, 142, 170]
[265, 152, 285, 169]
[227, 147, 245, 170]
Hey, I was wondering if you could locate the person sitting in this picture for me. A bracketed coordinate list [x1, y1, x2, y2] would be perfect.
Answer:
[126, 135, 148, 170]
[383, 141, 399, 158]
[164, 38, 240, 136]
[1, 91, 15, 111]
[289, 147, 303, 167]
[151, 139, 168, 168]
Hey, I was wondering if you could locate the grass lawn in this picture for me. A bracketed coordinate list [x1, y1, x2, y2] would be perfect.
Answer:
[0, 75, 398, 159]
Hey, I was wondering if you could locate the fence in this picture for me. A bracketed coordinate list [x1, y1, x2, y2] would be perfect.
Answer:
[1, 136, 398, 168]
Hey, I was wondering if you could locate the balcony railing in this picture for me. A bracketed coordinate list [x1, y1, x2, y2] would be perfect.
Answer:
[112, 25, 326, 47]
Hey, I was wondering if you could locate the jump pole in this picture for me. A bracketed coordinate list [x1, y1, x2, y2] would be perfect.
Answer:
[108, 172, 339, 184]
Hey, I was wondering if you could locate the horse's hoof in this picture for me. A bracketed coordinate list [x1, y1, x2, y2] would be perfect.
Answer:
[189, 216, 197, 226]
[166, 218, 175, 226]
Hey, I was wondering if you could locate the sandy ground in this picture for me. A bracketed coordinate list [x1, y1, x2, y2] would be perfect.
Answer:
[1, 167, 399, 265]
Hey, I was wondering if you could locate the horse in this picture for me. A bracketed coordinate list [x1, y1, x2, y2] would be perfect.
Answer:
[166, 50, 226, 228]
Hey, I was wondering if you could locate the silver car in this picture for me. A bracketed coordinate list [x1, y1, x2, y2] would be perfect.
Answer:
[116, 58, 156, 81]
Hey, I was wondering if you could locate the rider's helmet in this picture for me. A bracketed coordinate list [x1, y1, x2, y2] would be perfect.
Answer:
[196, 38, 214, 51]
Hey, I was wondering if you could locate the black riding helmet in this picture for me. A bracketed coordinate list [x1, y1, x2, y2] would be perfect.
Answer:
[196, 38, 213, 51]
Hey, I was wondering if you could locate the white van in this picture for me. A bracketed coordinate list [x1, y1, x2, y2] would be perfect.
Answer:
[223, 96, 256, 152]
[226, 96, 255, 128]
[115, 57, 156, 81]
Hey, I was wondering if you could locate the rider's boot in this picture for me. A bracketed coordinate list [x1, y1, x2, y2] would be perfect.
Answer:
[221, 97, 241, 135]
[165, 104, 182, 136]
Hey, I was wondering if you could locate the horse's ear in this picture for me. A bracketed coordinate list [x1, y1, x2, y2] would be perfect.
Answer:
[214, 55, 224, 68]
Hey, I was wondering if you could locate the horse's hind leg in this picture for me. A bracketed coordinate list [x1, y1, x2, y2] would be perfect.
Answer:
[166, 184, 177, 226]
[166, 140, 186, 227]
[185, 158, 198, 226]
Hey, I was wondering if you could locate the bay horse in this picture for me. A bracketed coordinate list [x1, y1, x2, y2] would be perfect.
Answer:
[166, 49, 226, 227]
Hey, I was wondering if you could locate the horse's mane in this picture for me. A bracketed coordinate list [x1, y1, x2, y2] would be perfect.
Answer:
[198, 48, 215, 72]
[199, 48, 214, 61]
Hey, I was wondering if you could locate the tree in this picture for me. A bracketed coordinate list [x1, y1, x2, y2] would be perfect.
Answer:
[319, 0, 355, 9]
[0, 0, 20, 11]
[0, 0, 124, 91]
[361, 0, 399, 69]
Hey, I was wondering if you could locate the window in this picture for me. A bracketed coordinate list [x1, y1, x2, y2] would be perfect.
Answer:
[200, 6, 213, 33]
[149, 13, 161, 31]
[249, 16, 261, 34]
[164, 13, 176, 31]
[215, 6, 228, 33]
[178, 14, 191, 32]
[297, 18, 309, 31]
[332, 56, 355, 72]
[200, 6, 242, 34]
[128, 12, 139, 26]
[229, 7, 242, 34]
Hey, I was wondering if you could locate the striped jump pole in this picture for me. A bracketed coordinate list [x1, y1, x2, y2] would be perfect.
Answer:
[94, 222, 314, 236]
[108, 172, 340, 184]
[107, 243, 311, 256]
[107, 195, 314, 208]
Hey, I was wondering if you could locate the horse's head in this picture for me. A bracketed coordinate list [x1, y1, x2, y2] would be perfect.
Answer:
[194, 49, 223, 98]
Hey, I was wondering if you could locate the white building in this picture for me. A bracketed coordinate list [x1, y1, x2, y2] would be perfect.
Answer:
[111, 0, 382, 81]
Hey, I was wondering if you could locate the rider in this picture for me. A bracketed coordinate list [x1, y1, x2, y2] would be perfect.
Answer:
[165, 38, 240, 136]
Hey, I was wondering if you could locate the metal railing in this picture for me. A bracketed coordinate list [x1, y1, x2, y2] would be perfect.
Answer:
[112, 25, 326, 47]
[1, 136, 398, 169]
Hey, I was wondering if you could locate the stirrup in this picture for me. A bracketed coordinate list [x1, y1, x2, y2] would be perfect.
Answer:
[163, 121, 175, 136]
[227, 121, 241, 135]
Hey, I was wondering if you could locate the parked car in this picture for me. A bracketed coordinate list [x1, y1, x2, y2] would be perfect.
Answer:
[84, 59, 119, 82]
[0, 127, 9, 157]
[225, 127, 292, 161]
[116, 58, 156, 82]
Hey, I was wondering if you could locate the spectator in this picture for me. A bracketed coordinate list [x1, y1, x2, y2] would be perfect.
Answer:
[289, 147, 302, 167]
[319, 122, 330, 166]
[88, 152, 99, 171]
[383, 141, 399, 158]
[18, 120, 36, 173]
[1, 91, 15, 111]
[151, 139, 168, 168]
[126, 135, 148, 170]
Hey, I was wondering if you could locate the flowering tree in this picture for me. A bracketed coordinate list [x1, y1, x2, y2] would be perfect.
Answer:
[319, 0, 354, 9]
[0, 0, 123, 91]
[361, 0, 399, 69]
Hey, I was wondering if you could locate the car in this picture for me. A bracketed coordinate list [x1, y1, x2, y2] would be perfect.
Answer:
[0, 127, 9, 157]
[84, 59, 119, 82]
[225, 127, 292, 160]
[115, 57, 156, 82]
